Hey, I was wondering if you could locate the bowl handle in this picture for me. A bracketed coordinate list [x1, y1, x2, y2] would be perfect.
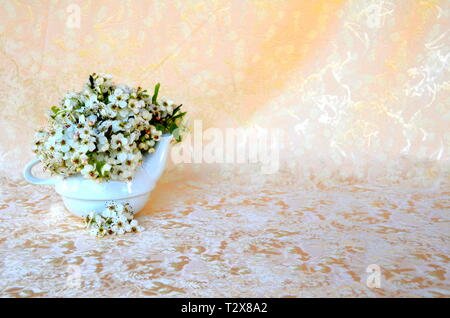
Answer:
[23, 158, 55, 185]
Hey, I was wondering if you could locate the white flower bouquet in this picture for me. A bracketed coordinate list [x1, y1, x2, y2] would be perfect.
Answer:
[32, 73, 186, 182]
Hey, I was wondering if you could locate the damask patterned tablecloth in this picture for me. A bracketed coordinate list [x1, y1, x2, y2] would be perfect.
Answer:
[0, 171, 448, 298]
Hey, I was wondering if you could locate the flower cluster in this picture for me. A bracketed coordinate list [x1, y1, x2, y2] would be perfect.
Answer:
[84, 201, 143, 237]
[33, 73, 186, 181]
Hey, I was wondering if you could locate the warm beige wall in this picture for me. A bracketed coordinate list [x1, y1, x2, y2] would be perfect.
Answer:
[0, 0, 449, 186]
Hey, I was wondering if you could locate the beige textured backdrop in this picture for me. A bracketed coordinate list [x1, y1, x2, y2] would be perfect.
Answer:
[0, 0, 449, 297]
[0, 0, 449, 185]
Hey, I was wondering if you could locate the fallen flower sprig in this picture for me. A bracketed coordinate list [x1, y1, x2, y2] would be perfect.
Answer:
[84, 201, 144, 237]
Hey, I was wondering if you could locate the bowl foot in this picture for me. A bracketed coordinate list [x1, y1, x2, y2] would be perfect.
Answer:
[61, 193, 151, 217]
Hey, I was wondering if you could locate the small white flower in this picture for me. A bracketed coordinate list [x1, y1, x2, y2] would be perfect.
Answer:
[63, 93, 79, 110]
[103, 103, 119, 118]
[87, 114, 97, 126]
[79, 136, 96, 152]
[110, 133, 128, 150]
[101, 163, 112, 175]
[97, 225, 107, 237]
[128, 98, 145, 114]
[79, 153, 89, 164]
[79, 126, 93, 140]
[139, 108, 152, 121]
[81, 164, 98, 179]
[118, 107, 132, 118]
[138, 142, 148, 150]
[128, 220, 143, 233]
[102, 209, 113, 218]
[95, 77, 105, 86]
[111, 119, 133, 132]
[83, 92, 98, 109]
[97, 135, 109, 152]
[109, 88, 129, 108]
[89, 223, 100, 236]
[71, 155, 82, 166]
[111, 216, 127, 235]
[105, 201, 118, 211]
[112, 224, 125, 235]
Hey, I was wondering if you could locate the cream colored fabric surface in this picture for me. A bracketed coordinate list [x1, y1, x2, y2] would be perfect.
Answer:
[0, 0, 449, 297]
[1, 172, 449, 297]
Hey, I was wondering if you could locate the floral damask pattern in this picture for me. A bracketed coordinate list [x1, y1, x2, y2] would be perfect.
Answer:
[0, 0, 449, 297]
[0, 173, 449, 297]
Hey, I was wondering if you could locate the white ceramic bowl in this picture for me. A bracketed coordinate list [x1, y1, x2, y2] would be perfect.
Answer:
[23, 135, 172, 217]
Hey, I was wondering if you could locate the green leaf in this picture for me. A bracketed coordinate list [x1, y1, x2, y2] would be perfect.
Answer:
[89, 75, 95, 89]
[95, 160, 106, 176]
[171, 111, 186, 120]
[169, 122, 177, 133]
[152, 83, 160, 104]
[155, 123, 165, 132]
[51, 106, 60, 114]
[171, 105, 181, 115]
